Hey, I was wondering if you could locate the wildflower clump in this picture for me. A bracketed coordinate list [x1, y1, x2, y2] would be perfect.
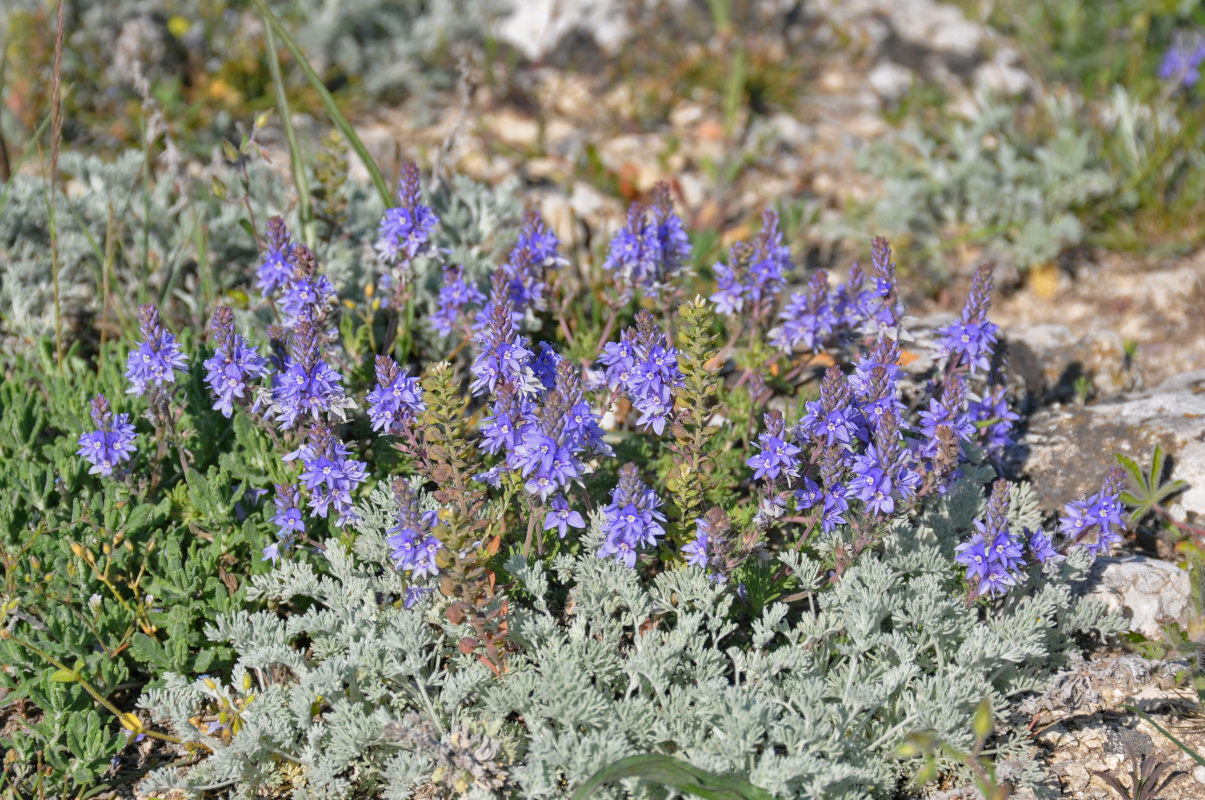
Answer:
[17, 169, 1135, 800]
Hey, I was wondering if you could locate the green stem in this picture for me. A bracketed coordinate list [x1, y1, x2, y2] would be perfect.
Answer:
[250, 0, 391, 208]
[262, 18, 314, 248]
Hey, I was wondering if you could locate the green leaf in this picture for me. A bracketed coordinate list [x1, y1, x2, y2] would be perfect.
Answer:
[971, 697, 993, 742]
[570, 754, 775, 800]
[1114, 453, 1146, 493]
[49, 668, 78, 682]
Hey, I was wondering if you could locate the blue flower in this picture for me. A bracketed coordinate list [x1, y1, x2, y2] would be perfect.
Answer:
[1159, 31, 1205, 87]
[285, 426, 367, 527]
[938, 265, 998, 375]
[596, 311, 683, 435]
[1059, 468, 1127, 557]
[204, 307, 269, 418]
[257, 217, 294, 296]
[271, 322, 348, 430]
[375, 163, 438, 264]
[77, 395, 137, 477]
[1027, 528, 1065, 565]
[603, 182, 691, 296]
[366, 355, 424, 434]
[266, 484, 305, 562]
[430, 265, 485, 337]
[683, 519, 712, 569]
[126, 304, 188, 397]
[386, 479, 443, 580]
[544, 495, 585, 539]
[598, 464, 666, 567]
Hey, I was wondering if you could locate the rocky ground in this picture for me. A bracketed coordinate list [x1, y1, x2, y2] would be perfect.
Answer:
[287, 0, 1205, 795]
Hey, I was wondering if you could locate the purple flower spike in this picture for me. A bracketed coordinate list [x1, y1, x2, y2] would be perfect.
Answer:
[367, 355, 425, 434]
[431, 265, 485, 337]
[126, 304, 189, 397]
[1059, 467, 1128, 557]
[955, 480, 1025, 597]
[598, 463, 666, 568]
[596, 311, 683, 435]
[257, 217, 295, 297]
[386, 479, 443, 580]
[266, 483, 305, 562]
[1159, 31, 1205, 88]
[204, 306, 269, 418]
[77, 395, 137, 477]
[603, 182, 691, 297]
[375, 162, 439, 264]
[286, 425, 367, 527]
[938, 264, 998, 375]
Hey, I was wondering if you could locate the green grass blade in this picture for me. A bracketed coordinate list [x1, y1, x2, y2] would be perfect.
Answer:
[570, 754, 776, 800]
[250, 0, 392, 208]
[262, 17, 314, 247]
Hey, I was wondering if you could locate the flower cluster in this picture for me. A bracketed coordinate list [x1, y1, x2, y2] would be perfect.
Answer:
[279, 245, 336, 327]
[430, 265, 485, 338]
[126, 304, 188, 397]
[470, 275, 541, 398]
[1160, 31, 1205, 88]
[771, 237, 900, 353]
[272, 322, 350, 429]
[204, 306, 269, 418]
[366, 356, 424, 434]
[1059, 467, 1127, 557]
[710, 211, 792, 319]
[375, 162, 439, 265]
[597, 310, 684, 435]
[256, 216, 295, 296]
[938, 264, 998, 375]
[265, 484, 305, 562]
[285, 425, 367, 526]
[598, 463, 666, 567]
[603, 181, 691, 296]
[386, 478, 442, 585]
[501, 210, 566, 314]
[955, 480, 1026, 597]
[77, 394, 137, 477]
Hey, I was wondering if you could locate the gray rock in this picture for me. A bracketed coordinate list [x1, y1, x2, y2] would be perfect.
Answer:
[1005, 323, 1139, 401]
[1015, 370, 1205, 523]
[496, 0, 631, 61]
[1088, 556, 1192, 638]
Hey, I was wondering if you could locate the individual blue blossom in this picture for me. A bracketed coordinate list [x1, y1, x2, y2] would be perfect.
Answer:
[603, 182, 691, 296]
[366, 355, 425, 434]
[386, 479, 443, 580]
[597, 311, 684, 435]
[430, 265, 485, 337]
[1159, 31, 1205, 87]
[774, 270, 837, 353]
[272, 322, 348, 429]
[544, 495, 585, 539]
[746, 411, 801, 481]
[1027, 528, 1065, 565]
[1059, 467, 1127, 557]
[598, 463, 666, 568]
[126, 304, 189, 397]
[265, 483, 305, 562]
[77, 394, 137, 477]
[286, 426, 367, 527]
[375, 162, 439, 264]
[204, 306, 269, 418]
[256, 216, 295, 296]
[938, 264, 998, 375]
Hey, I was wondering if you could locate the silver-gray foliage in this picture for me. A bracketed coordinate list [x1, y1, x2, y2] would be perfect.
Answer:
[139, 467, 1124, 799]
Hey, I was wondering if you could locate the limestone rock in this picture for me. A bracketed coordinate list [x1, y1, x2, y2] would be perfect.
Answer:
[1088, 556, 1192, 638]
